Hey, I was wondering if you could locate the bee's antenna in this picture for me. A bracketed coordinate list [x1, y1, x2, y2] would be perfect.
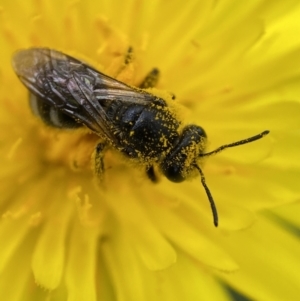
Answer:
[193, 164, 218, 227]
[195, 130, 269, 227]
[200, 130, 270, 158]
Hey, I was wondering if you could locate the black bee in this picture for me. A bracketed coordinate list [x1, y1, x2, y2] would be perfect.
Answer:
[12, 48, 269, 227]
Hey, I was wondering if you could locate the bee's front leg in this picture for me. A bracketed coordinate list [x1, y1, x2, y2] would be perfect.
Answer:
[146, 165, 159, 183]
[94, 142, 107, 180]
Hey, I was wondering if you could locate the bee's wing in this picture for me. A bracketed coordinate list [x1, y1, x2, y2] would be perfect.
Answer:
[12, 48, 160, 144]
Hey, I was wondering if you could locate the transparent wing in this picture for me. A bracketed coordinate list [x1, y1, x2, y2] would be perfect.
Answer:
[12, 48, 162, 144]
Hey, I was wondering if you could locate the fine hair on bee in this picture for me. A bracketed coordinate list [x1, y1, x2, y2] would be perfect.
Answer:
[12, 47, 270, 227]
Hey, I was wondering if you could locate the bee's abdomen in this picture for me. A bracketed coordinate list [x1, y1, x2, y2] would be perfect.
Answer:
[29, 93, 82, 128]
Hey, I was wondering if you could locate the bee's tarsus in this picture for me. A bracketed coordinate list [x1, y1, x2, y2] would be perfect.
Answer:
[124, 46, 134, 65]
[94, 142, 106, 179]
[146, 165, 158, 183]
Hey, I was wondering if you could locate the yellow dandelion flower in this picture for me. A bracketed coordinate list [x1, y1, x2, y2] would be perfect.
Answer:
[1, 1, 300, 301]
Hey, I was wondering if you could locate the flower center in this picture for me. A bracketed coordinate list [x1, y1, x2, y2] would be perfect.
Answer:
[37, 126, 100, 173]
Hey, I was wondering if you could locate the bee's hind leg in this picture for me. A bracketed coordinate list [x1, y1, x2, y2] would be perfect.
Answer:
[94, 142, 107, 180]
[146, 165, 159, 183]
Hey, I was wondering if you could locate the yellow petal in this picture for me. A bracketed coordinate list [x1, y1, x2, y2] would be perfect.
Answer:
[271, 201, 300, 229]
[65, 220, 101, 301]
[32, 194, 72, 289]
[105, 190, 177, 271]
[218, 216, 300, 301]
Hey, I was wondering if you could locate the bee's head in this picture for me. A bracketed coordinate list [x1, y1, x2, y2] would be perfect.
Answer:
[160, 124, 269, 227]
[160, 124, 218, 226]
[160, 125, 207, 183]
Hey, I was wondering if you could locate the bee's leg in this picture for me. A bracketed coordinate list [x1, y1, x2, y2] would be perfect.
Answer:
[139, 68, 160, 89]
[94, 142, 107, 180]
[146, 165, 159, 183]
[124, 46, 134, 65]
[115, 47, 134, 76]
[139, 68, 176, 100]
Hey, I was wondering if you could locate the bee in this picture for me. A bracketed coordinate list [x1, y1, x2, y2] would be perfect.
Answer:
[12, 48, 269, 227]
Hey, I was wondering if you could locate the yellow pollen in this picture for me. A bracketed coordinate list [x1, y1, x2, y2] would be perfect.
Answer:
[29, 212, 43, 226]
[7, 137, 23, 160]
[40, 129, 100, 172]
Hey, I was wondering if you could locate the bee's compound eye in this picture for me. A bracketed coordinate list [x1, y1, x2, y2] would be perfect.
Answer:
[187, 125, 207, 140]
[162, 164, 185, 183]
